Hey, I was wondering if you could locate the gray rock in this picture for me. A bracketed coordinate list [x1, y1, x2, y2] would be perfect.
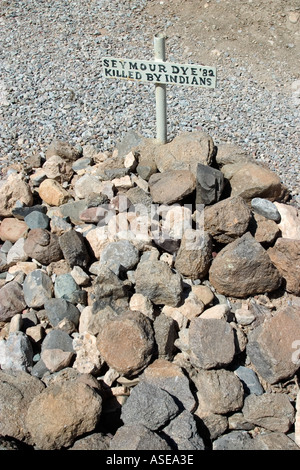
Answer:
[41, 329, 74, 353]
[24, 210, 50, 229]
[193, 369, 244, 415]
[59, 229, 90, 269]
[242, 393, 295, 433]
[115, 130, 144, 158]
[69, 432, 111, 450]
[251, 197, 281, 222]
[44, 298, 81, 327]
[91, 265, 130, 314]
[233, 365, 264, 395]
[23, 269, 53, 308]
[99, 239, 139, 275]
[54, 273, 85, 304]
[0, 281, 26, 321]
[174, 230, 212, 280]
[141, 359, 196, 413]
[12, 204, 47, 221]
[189, 318, 236, 369]
[0, 370, 45, 444]
[196, 163, 225, 205]
[253, 432, 300, 450]
[162, 410, 205, 450]
[0, 332, 33, 372]
[109, 424, 172, 450]
[59, 199, 89, 225]
[213, 431, 255, 450]
[135, 259, 183, 307]
[153, 313, 178, 361]
[121, 382, 180, 431]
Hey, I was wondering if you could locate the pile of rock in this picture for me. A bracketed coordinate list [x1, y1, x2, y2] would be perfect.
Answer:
[0, 131, 300, 451]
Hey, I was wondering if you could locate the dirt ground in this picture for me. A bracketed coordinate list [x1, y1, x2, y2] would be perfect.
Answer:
[144, 0, 300, 89]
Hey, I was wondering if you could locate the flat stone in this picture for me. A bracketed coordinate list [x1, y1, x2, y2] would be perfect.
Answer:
[242, 393, 295, 433]
[189, 318, 236, 369]
[209, 232, 282, 298]
[233, 365, 264, 395]
[246, 306, 300, 384]
[121, 381, 180, 431]
[109, 424, 172, 450]
[251, 197, 281, 221]
[149, 170, 196, 204]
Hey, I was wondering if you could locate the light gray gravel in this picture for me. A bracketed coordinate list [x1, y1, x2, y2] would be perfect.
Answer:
[0, 0, 299, 202]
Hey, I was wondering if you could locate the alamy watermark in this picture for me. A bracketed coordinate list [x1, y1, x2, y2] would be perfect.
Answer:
[91, 197, 205, 250]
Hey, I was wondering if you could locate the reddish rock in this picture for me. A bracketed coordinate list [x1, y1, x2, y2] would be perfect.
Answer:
[268, 238, 300, 295]
[175, 229, 212, 280]
[247, 306, 300, 384]
[0, 218, 28, 243]
[204, 196, 252, 243]
[96, 310, 155, 377]
[209, 232, 282, 297]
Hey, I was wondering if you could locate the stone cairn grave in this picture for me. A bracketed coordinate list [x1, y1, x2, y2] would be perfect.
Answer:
[0, 130, 300, 451]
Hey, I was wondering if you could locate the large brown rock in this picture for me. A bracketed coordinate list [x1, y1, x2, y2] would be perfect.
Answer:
[225, 162, 287, 202]
[174, 229, 212, 279]
[242, 393, 295, 433]
[0, 173, 33, 217]
[25, 380, 102, 450]
[268, 238, 300, 295]
[135, 259, 183, 307]
[149, 170, 196, 204]
[0, 370, 45, 444]
[193, 369, 244, 415]
[246, 306, 300, 384]
[154, 131, 215, 173]
[204, 196, 252, 243]
[209, 232, 282, 297]
[24, 228, 63, 265]
[38, 179, 70, 206]
[0, 218, 28, 243]
[96, 310, 155, 376]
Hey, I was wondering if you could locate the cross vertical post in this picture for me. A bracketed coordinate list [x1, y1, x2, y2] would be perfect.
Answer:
[154, 33, 167, 144]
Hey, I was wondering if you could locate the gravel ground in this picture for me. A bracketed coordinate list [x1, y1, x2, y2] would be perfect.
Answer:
[0, 0, 299, 202]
